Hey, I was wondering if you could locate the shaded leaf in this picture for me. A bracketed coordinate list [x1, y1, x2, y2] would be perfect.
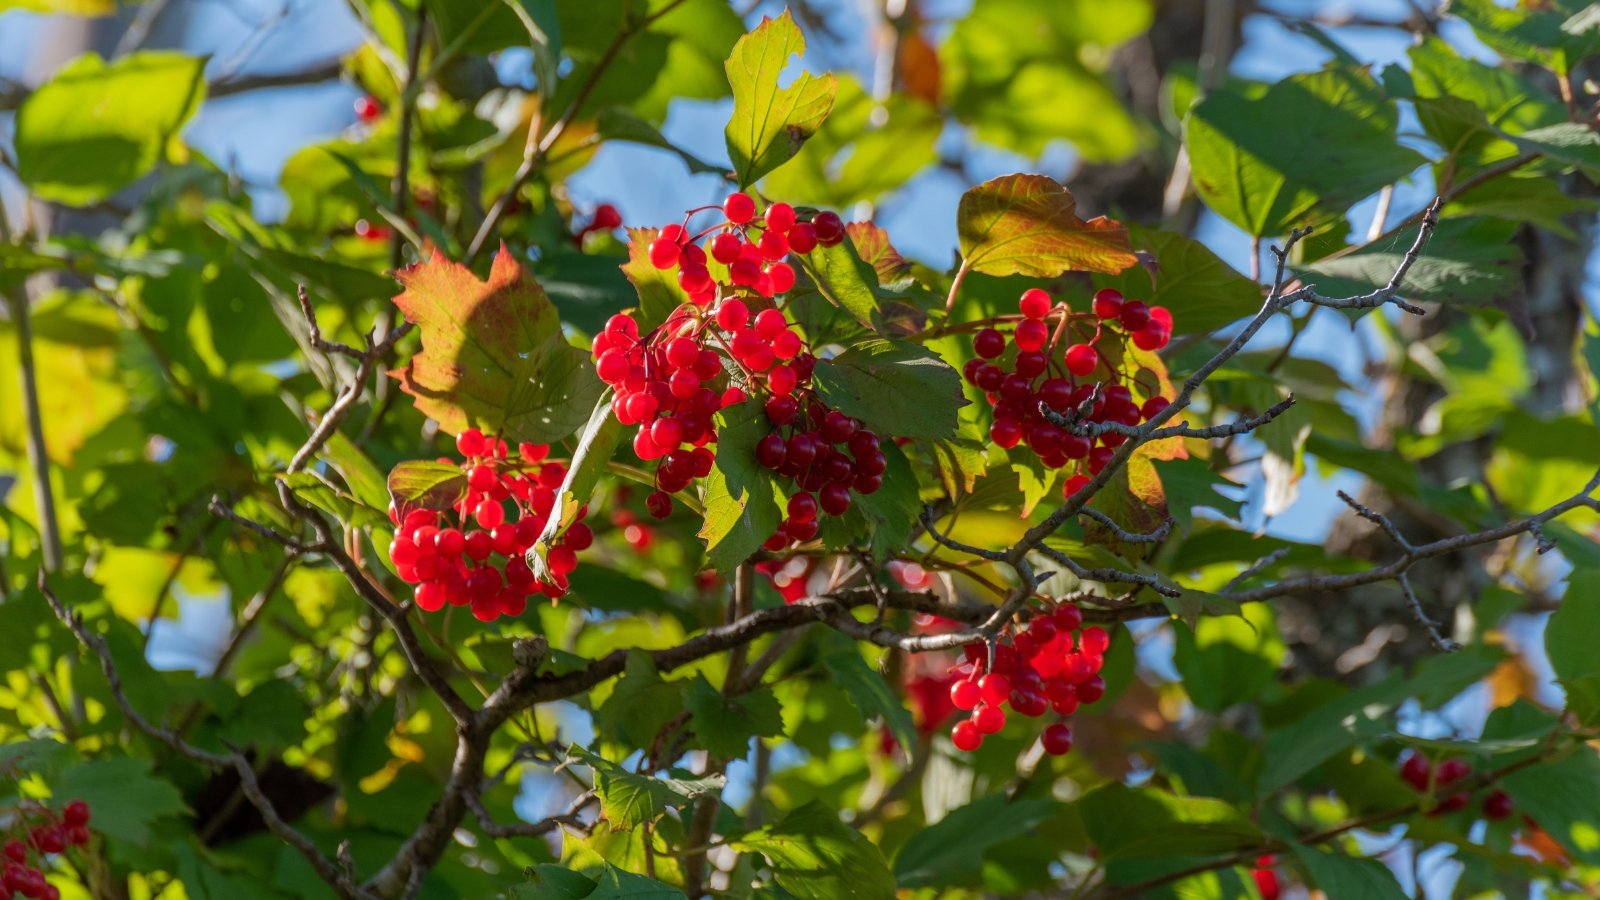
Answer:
[685, 675, 784, 759]
[893, 794, 1055, 887]
[821, 647, 917, 754]
[731, 800, 895, 900]
[385, 460, 467, 517]
[811, 339, 966, 440]
[568, 747, 724, 831]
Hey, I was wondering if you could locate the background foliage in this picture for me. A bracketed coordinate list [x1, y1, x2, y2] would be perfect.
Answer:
[0, 0, 1599, 898]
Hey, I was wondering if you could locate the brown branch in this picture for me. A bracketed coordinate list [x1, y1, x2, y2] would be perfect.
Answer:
[39, 574, 371, 900]
[209, 61, 345, 98]
[465, 789, 593, 839]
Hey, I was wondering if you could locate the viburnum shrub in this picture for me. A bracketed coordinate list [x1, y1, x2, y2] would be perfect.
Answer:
[1, 795, 91, 900]
[387, 429, 590, 620]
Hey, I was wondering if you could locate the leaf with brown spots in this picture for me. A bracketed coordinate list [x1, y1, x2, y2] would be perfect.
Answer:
[956, 173, 1138, 278]
[390, 246, 603, 443]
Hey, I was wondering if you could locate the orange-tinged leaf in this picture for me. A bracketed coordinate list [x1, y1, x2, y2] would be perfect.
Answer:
[845, 221, 910, 284]
[390, 246, 602, 443]
[895, 31, 941, 106]
[956, 173, 1138, 278]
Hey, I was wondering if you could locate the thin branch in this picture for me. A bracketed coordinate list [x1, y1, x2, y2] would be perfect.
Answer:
[1031, 544, 1181, 598]
[1221, 548, 1290, 593]
[40, 574, 370, 900]
[1076, 508, 1173, 545]
[297, 286, 365, 359]
[0, 201, 63, 572]
[465, 789, 593, 839]
[1398, 573, 1460, 652]
[209, 495, 317, 553]
[1047, 395, 1298, 442]
[209, 61, 345, 98]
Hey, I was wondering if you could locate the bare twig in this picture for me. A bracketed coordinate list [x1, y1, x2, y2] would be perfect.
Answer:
[1076, 508, 1174, 545]
[465, 789, 593, 839]
[1221, 548, 1290, 593]
[209, 495, 317, 552]
[40, 574, 370, 900]
[1398, 573, 1460, 652]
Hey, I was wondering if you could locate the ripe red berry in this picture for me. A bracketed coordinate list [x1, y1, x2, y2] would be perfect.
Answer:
[645, 490, 673, 519]
[648, 237, 681, 269]
[973, 703, 1006, 734]
[1092, 288, 1123, 319]
[1132, 326, 1170, 351]
[354, 94, 381, 123]
[812, 211, 845, 245]
[63, 800, 90, 827]
[818, 483, 852, 516]
[990, 417, 1023, 449]
[1014, 319, 1048, 352]
[767, 262, 797, 294]
[1436, 758, 1471, 784]
[1018, 288, 1052, 319]
[591, 204, 622, 230]
[1120, 300, 1151, 331]
[3, 841, 24, 864]
[723, 192, 756, 224]
[950, 679, 981, 711]
[973, 328, 1005, 359]
[1041, 722, 1073, 755]
[765, 395, 799, 426]
[756, 433, 788, 469]
[765, 202, 796, 232]
[1064, 343, 1098, 376]
[754, 308, 788, 341]
[787, 222, 818, 253]
[978, 673, 1010, 705]
[1482, 790, 1513, 820]
[951, 718, 983, 751]
[716, 299, 750, 331]
[456, 428, 488, 458]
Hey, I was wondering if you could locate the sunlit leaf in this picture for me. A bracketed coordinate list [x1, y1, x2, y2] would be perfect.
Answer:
[723, 9, 837, 187]
[956, 174, 1137, 278]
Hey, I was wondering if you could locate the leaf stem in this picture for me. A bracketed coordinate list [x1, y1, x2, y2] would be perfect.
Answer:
[943, 258, 972, 314]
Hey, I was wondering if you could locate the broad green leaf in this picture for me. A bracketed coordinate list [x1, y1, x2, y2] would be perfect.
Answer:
[1163, 590, 1244, 631]
[1512, 122, 1600, 179]
[531, 391, 623, 579]
[568, 747, 724, 831]
[320, 430, 390, 511]
[1448, 0, 1600, 76]
[1154, 456, 1244, 532]
[425, 0, 560, 56]
[698, 401, 787, 573]
[684, 674, 784, 758]
[1291, 845, 1407, 899]
[15, 51, 205, 205]
[0, 291, 129, 465]
[385, 460, 468, 517]
[723, 10, 837, 188]
[1300, 218, 1523, 307]
[793, 233, 883, 331]
[1080, 783, 1263, 862]
[1443, 175, 1599, 240]
[941, 0, 1150, 162]
[731, 800, 895, 900]
[820, 647, 917, 754]
[594, 651, 687, 748]
[811, 339, 966, 440]
[1172, 603, 1284, 712]
[956, 173, 1137, 278]
[851, 438, 921, 561]
[390, 246, 604, 443]
[1548, 568, 1600, 714]
[53, 757, 189, 847]
[761, 75, 940, 208]
[620, 227, 692, 332]
[1185, 64, 1426, 237]
[893, 794, 1056, 887]
[514, 864, 685, 899]
[1098, 226, 1261, 334]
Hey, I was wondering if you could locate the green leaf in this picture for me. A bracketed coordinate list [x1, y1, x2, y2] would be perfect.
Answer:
[1499, 742, 1600, 866]
[515, 864, 686, 900]
[731, 800, 895, 900]
[1547, 567, 1600, 717]
[1080, 783, 1264, 862]
[852, 438, 922, 561]
[594, 651, 687, 748]
[698, 401, 787, 573]
[1185, 64, 1426, 237]
[385, 460, 468, 517]
[1163, 590, 1244, 632]
[1153, 456, 1244, 532]
[1447, 0, 1600, 76]
[621, 227, 693, 332]
[893, 794, 1056, 887]
[723, 9, 837, 188]
[15, 51, 205, 205]
[582, 867, 687, 899]
[568, 747, 724, 831]
[53, 757, 188, 847]
[1172, 603, 1284, 712]
[811, 339, 967, 440]
[425, 0, 560, 56]
[956, 173, 1138, 277]
[684, 674, 784, 758]
[820, 647, 917, 754]
[1098, 226, 1261, 334]
[531, 391, 623, 579]
[1290, 845, 1407, 899]
[941, 0, 1150, 162]
[1512, 122, 1600, 179]
[391, 246, 604, 444]
[793, 233, 884, 332]
[1300, 217, 1523, 306]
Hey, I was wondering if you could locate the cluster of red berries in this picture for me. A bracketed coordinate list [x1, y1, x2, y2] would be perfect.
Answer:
[1251, 855, 1280, 900]
[966, 288, 1175, 499]
[387, 429, 590, 621]
[754, 382, 887, 548]
[645, 191, 845, 305]
[946, 603, 1107, 754]
[2, 799, 90, 900]
[1399, 753, 1512, 819]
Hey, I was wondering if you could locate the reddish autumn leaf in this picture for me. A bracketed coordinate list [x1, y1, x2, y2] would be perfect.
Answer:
[957, 173, 1138, 278]
[845, 221, 911, 284]
[894, 31, 942, 106]
[390, 245, 602, 443]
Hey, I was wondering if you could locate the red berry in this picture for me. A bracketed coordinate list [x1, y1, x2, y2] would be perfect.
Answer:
[1120, 300, 1151, 331]
[1013, 319, 1048, 352]
[3, 842, 23, 864]
[711, 232, 743, 264]
[723, 192, 756, 224]
[756, 433, 788, 468]
[1436, 758, 1471, 784]
[951, 719, 983, 751]
[1064, 343, 1098, 376]
[1140, 396, 1170, 420]
[973, 703, 1006, 734]
[1079, 626, 1109, 655]
[1483, 790, 1513, 820]
[818, 483, 852, 516]
[648, 237, 681, 269]
[978, 672, 1010, 705]
[754, 308, 788, 340]
[787, 222, 818, 253]
[1041, 722, 1073, 755]
[973, 328, 1005, 359]
[765, 395, 799, 425]
[456, 428, 488, 458]
[716, 299, 749, 331]
[1092, 288, 1123, 319]
[765, 202, 796, 232]
[1062, 474, 1090, 498]
[767, 261, 797, 294]
[990, 417, 1023, 449]
[354, 94, 381, 122]
[1132, 326, 1169, 351]
[547, 544, 578, 575]
[645, 490, 673, 519]
[812, 211, 845, 245]
[591, 203, 622, 230]
[950, 679, 981, 711]
[1019, 288, 1052, 320]
[787, 492, 818, 523]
